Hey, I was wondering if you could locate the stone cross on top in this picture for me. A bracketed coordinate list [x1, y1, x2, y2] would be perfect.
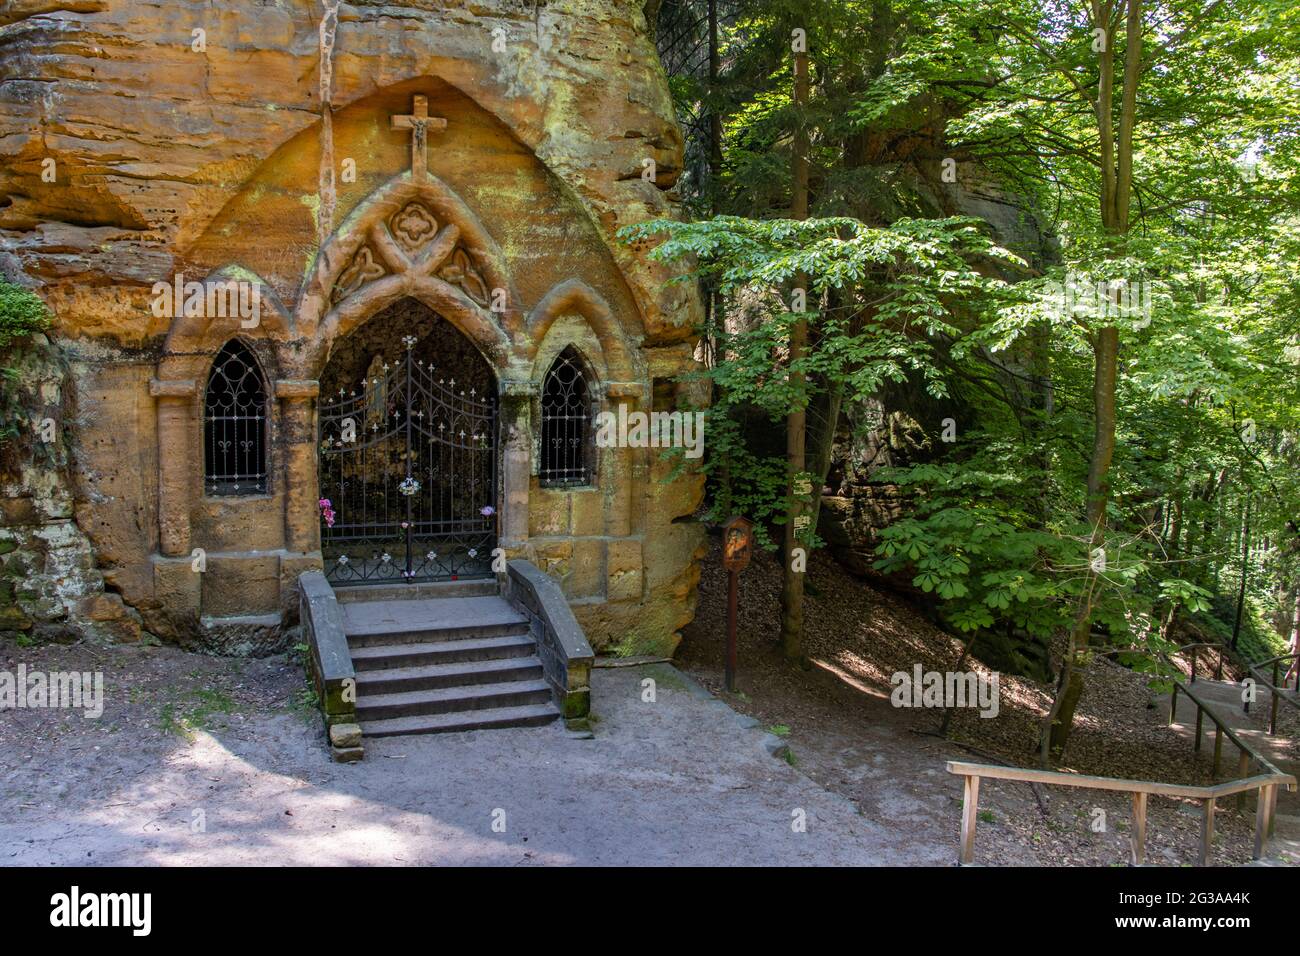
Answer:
[391, 95, 447, 182]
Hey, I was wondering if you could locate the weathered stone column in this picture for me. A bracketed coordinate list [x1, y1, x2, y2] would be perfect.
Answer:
[150, 379, 196, 557]
[499, 380, 538, 550]
[604, 382, 646, 538]
[276, 380, 321, 555]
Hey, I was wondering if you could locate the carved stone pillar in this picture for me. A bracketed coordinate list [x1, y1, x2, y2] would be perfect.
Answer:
[276, 380, 321, 555]
[604, 381, 647, 538]
[150, 379, 196, 557]
[499, 380, 538, 550]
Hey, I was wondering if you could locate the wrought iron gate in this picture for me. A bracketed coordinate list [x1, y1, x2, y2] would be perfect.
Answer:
[318, 337, 497, 585]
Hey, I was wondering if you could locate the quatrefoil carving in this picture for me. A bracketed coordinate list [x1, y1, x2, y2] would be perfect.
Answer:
[389, 201, 438, 253]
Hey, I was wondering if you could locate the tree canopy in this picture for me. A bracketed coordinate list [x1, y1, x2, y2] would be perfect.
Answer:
[635, 0, 1300, 760]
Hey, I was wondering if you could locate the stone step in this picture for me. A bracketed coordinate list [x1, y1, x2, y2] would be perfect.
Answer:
[341, 595, 530, 647]
[360, 702, 561, 737]
[334, 579, 498, 603]
[355, 678, 552, 721]
[356, 655, 544, 694]
[349, 634, 537, 671]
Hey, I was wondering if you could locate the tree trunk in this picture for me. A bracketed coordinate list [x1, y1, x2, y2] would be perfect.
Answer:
[1288, 588, 1300, 686]
[1042, 0, 1142, 762]
[1045, 323, 1119, 761]
[699, 0, 723, 374]
[780, 46, 811, 661]
[642, 0, 664, 35]
[1157, 492, 1184, 642]
[1230, 496, 1252, 650]
[805, 378, 844, 543]
[707, 0, 723, 206]
[941, 631, 980, 737]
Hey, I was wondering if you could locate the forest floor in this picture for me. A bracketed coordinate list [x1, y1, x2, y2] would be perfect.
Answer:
[677, 534, 1299, 867]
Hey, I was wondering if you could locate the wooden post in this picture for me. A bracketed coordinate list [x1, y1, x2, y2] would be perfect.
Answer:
[959, 774, 981, 865]
[1236, 749, 1250, 811]
[1190, 646, 1197, 683]
[1194, 706, 1203, 752]
[1199, 797, 1216, 866]
[721, 516, 753, 694]
[725, 569, 738, 692]
[1269, 784, 1278, 838]
[1270, 661, 1279, 735]
[1254, 784, 1275, 860]
[1213, 725, 1223, 778]
[1169, 683, 1177, 725]
[1130, 791, 1147, 866]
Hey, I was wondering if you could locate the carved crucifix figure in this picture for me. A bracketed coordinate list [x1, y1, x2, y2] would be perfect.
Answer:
[391, 95, 447, 183]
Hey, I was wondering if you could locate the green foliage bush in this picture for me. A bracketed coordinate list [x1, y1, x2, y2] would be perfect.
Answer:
[0, 281, 49, 351]
[0, 281, 51, 450]
[617, 214, 1019, 551]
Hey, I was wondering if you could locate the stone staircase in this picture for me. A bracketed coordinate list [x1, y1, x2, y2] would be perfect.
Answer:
[336, 581, 561, 737]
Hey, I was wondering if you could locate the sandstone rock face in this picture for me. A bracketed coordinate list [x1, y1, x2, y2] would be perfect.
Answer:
[0, 334, 140, 645]
[0, 0, 705, 654]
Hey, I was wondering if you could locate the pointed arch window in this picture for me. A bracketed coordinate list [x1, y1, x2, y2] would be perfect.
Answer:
[540, 346, 594, 487]
[204, 339, 269, 496]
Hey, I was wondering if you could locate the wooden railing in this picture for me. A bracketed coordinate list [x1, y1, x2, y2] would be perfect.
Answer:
[1246, 652, 1300, 735]
[1167, 640, 1300, 735]
[948, 758, 1293, 866]
[1178, 641, 1226, 683]
[1168, 676, 1291, 785]
[948, 674, 1295, 866]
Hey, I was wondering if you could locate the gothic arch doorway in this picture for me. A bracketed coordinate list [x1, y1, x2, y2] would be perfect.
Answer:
[317, 298, 498, 584]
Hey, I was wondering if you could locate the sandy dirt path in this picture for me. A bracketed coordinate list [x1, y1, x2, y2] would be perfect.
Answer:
[0, 646, 948, 866]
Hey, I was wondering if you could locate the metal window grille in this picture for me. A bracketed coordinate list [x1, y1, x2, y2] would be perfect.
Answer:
[540, 347, 593, 486]
[204, 339, 268, 495]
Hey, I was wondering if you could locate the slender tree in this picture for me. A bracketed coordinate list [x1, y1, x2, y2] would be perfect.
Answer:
[780, 35, 811, 661]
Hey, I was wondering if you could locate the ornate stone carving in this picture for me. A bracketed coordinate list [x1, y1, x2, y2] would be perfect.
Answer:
[332, 244, 386, 304]
[328, 204, 493, 313]
[389, 201, 438, 253]
[439, 247, 490, 306]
